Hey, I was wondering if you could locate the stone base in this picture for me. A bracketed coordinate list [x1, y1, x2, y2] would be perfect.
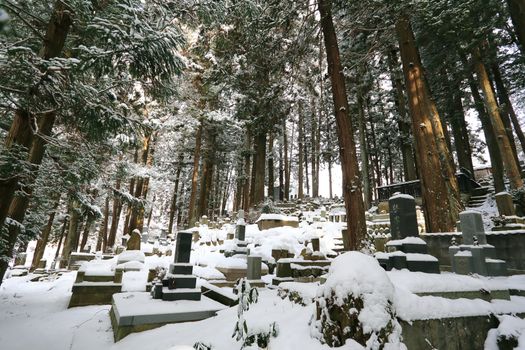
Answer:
[161, 287, 201, 301]
[246, 279, 265, 288]
[401, 313, 525, 350]
[110, 292, 226, 341]
[68, 283, 122, 308]
[415, 289, 510, 301]
[201, 284, 239, 306]
[272, 276, 293, 286]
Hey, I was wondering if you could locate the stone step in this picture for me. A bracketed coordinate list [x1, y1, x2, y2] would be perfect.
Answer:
[471, 187, 491, 196]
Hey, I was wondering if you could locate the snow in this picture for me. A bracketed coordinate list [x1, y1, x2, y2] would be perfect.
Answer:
[255, 213, 299, 222]
[386, 237, 426, 246]
[116, 261, 145, 270]
[319, 252, 395, 334]
[485, 315, 525, 349]
[389, 193, 414, 200]
[117, 250, 146, 264]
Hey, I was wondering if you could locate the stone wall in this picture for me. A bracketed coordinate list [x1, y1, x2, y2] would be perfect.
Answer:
[421, 230, 525, 273]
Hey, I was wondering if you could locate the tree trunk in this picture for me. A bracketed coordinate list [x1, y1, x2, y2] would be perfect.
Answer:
[319, 0, 367, 250]
[253, 131, 267, 205]
[284, 119, 291, 200]
[53, 216, 69, 267]
[0, 2, 72, 284]
[279, 130, 285, 201]
[107, 178, 122, 251]
[472, 47, 523, 189]
[59, 198, 81, 268]
[80, 213, 95, 252]
[491, 61, 525, 155]
[446, 74, 474, 175]
[168, 153, 184, 234]
[242, 127, 252, 211]
[357, 86, 371, 210]
[97, 196, 110, 252]
[30, 197, 60, 271]
[467, 75, 506, 193]
[387, 50, 417, 181]
[187, 122, 203, 226]
[507, 0, 525, 54]
[298, 108, 305, 199]
[267, 132, 275, 199]
[396, 15, 461, 232]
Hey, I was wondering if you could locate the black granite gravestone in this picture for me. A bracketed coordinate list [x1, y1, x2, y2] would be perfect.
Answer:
[389, 193, 419, 240]
[174, 231, 193, 263]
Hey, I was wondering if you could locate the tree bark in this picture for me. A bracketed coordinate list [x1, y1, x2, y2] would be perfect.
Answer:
[396, 15, 461, 232]
[59, 198, 81, 268]
[445, 74, 474, 175]
[168, 153, 184, 234]
[30, 197, 60, 271]
[187, 122, 203, 226]
[491, 60, 525, 155]
[357, 86, 371, 209]
[242, 127, 252, 211]
[284, 119, 291, 200]
[267, 132, 275, 199]
[253, 131, 267, 205]
[298, 108, 305, 199]
[319, 0, 367, 250]
[472, 47, 523, 189]
[97, 196, 110, 252]
[507, 0, 525, 54]
[387, 50, 417, 181]
[467, 75, 506, 193]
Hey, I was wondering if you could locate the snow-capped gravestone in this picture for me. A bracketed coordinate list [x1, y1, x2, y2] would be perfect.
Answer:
[375, 193, 440, 273]
[389, 193, 419, 240]
[225, 210, 248, 257]
[126, 229, 141, 250]
[246, 255, 265, 287]
[492, 192, 525, 231]
[495, 192, 515, 217]
[155, 231, 200, 301]
[256, 213, 299, 230]
[110, 230, 225, 341]
[315, 252, 404, 348]
[449, 210, 508, 276]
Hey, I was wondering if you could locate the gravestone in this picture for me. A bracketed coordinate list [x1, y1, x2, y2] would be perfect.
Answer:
[126, 229, 141, 250]
[449, 210, 507, 276]
[388, 193, 419, 240]
[495, 192, 515, 216]
[247, 256, 262, 280]
[14, 253, 27, 266]
[459, 211, 485, 245]
[174, 231, 193, 263]
[311, 238, 320, 252]
[141, 232, 149, 244]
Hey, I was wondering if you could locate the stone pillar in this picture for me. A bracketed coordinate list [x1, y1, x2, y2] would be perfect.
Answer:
[495, 192, 515, 216]
[247, 256, 262, 280]
[459, 211, 485, 245]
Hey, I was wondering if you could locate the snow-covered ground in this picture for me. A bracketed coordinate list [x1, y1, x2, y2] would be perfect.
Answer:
[3, 206, 525, 349]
